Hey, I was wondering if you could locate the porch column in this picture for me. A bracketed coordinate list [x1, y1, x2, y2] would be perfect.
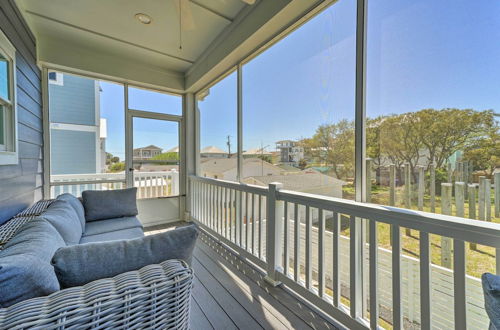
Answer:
[184, 92, 198, 220]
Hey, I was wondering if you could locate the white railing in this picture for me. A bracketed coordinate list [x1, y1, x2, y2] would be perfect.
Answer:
[50, 170, 179, 198]
[189, 175, 500, 330]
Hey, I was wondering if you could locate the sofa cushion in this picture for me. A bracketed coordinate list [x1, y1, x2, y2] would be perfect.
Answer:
[40, 200, 83, 245]
[79, 227, 144, 244]
[53, 224, 199, 287]
[82, 188, 138, 222]
[57, 193, 85, 232]
[482, 273, 500, 330]
[0, 218, 65, 307]
[83, 216, 143, 237]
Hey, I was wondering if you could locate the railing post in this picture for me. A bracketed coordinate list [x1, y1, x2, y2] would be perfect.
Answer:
[265, 182, 283, 287]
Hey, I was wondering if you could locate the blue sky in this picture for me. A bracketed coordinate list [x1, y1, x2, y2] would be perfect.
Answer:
[104, 0, 500, 157]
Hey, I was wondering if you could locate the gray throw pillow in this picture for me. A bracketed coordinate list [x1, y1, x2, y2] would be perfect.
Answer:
[57, 193, 86, 232]
[82, 188, 138, 222]
[40, 200, 83, 245]
[52, 224, 199, 288]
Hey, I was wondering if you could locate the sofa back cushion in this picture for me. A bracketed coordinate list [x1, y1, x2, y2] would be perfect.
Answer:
[82, 188, 138, 222]
[40, 200, 83, 245]
[56, 193, 85, 232]
[0, 218, 65, 307]
[482, 273, 500, 330]
[53, 223, 198, 288]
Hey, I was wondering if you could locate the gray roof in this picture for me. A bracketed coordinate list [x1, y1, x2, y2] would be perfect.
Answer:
[248, 171, 346, 191]
[201, 146, 227, 154]
[200, 157, 280, 174]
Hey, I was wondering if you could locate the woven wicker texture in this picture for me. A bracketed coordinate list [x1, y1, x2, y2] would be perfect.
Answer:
[0, 259, 193, 330]
[0, 200, 54, 249]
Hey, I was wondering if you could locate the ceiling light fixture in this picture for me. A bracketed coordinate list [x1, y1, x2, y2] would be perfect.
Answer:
[135, 13, 152, 24]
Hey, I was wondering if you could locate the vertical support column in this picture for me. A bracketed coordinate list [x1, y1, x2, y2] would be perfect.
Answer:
[430, 164, 436, 213]
[389, 164, 396, 206]
[441, 183, 452, 268]
[366, 158, 372, 202]
[237, 65, 243, 182]
[479, 176, 486, 222]
[265, 182, 283, 286]
[405, 163, 412, 236]
[184, 93, 196, 220]
[41, 68, 51, 199]
[354, 0, 368, 319]
[486, 178, 492, 221]
[455, 182, 465, 218]
[447, 162, 453, 183]
[418, 165, 425, 211]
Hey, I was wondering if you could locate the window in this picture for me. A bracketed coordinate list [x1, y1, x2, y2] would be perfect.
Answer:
[49, 71, 125, 197]
[197, 70, 237, 180]
[128, 86, 182, 115]
[0, 29, 17, 165]
[242, 0, 356, 200]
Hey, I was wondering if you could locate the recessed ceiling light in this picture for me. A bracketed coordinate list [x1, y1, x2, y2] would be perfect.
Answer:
[135, 13, 152, 24]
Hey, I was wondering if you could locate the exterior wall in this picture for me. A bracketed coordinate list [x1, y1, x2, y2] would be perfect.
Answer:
[49, 74, 96, 125]
[49, 75, 101, 175]
[0, 0, 43, 223]
[50, 130, 97, 175]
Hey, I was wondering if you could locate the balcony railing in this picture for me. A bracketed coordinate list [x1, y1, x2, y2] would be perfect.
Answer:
[189, 175, 500, 330]
[50, 170, 179, 198]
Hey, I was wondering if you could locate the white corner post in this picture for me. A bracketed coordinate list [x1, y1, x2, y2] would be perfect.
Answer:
[184, 92, 197, 221]
[265, 182, 284, 286]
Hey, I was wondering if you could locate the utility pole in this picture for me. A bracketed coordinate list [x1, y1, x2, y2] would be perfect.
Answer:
[260, 141, 270, 176]
[227, 135, 231, 158]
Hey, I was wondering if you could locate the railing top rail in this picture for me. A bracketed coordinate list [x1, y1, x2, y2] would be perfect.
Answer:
[189, 175, 268, 195]
[277, 188, 500, 248]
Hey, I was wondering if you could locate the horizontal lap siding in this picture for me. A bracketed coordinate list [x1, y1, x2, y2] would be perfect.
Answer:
[0, 0, 42, 223]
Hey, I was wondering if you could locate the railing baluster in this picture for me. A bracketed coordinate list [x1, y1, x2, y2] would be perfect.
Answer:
[219, 186, 224, 235]
[332, 212, 340, 307]
[222, 187, 227, 238]
[454, 239, 467, 330]
[392, 224, 402, 330]
[245, 192, 249, 251]
[284, 201, 289, 276]
[318, 208, 325, 298]
[238, 190, 242, 247]
[350, 215, 362, 319]
[369, 218, 378, 329]
[229, 189, 233, 242]
[294, 203, 300, 283]
[259, 194, 263, 259]
[420, 231, 431, 329]
[306, 206, 312, 290]
[225, 187, 230, 238]
[252, 193, 256, 255]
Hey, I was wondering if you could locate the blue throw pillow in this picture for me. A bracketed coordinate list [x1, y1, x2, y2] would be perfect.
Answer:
[40, 200, 83, 245]
[57, 193, 86, 232]
[52, 224, 199, 288]
[0, 218, 65, 307]
[482, 273, 500, 330]
[82, 188, 138, 222]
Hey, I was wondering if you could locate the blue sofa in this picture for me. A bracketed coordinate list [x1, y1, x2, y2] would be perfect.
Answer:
[0, 188, 198, 329]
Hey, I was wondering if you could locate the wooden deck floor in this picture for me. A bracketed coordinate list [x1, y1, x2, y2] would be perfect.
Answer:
[146, 223, 340, 330]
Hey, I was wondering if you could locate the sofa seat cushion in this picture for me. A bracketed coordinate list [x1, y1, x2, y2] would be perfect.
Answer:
[56, 193, 85, 232]
[53, 224, 199, 287]
[79, 227, 144, 244]
[40, 200, 83, 245]
[83, 216, 143, 237]
[82, 188, 138, 222]
[0, 218, 65, 307]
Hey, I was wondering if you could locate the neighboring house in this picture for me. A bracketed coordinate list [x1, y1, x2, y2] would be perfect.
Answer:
[200, 146, 228, 158]
[49, 72, 105, 175]
[166, 146, 179, 153]
[276, 140, 304, 164]
[133, 145, 162, 160]
[244, 169, 346, 198]
[200, 157, 283, 181]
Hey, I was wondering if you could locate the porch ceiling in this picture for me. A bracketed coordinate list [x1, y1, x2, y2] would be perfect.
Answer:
[17, 0, 247, 73]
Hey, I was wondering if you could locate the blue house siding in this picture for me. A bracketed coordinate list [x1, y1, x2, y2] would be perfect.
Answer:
[49, 74, 96, 126]
[50, 130, 96, 175]
[0, 0, 43, 224]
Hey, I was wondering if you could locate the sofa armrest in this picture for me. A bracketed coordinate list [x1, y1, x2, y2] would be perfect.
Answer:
[0, 259, 193, 329]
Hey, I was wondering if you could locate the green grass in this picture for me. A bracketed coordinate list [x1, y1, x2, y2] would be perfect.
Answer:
[339, 183, 498, 278]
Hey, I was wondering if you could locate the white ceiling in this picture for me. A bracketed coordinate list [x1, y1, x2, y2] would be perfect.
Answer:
[17, 0, 249, 73]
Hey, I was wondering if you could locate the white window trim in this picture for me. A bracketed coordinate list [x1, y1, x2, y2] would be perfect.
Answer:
[0, 28, 18, 165]
[48, 71, 64, 86]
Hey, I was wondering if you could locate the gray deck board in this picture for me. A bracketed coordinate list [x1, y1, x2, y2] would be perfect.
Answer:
[145, 224, 340, 330]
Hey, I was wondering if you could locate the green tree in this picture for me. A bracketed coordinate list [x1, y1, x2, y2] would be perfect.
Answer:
[464, 125, 500, 176]
[108, 162, 125, 173]
[151, 152, 179, 163]
[298, 158, 308, 170]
